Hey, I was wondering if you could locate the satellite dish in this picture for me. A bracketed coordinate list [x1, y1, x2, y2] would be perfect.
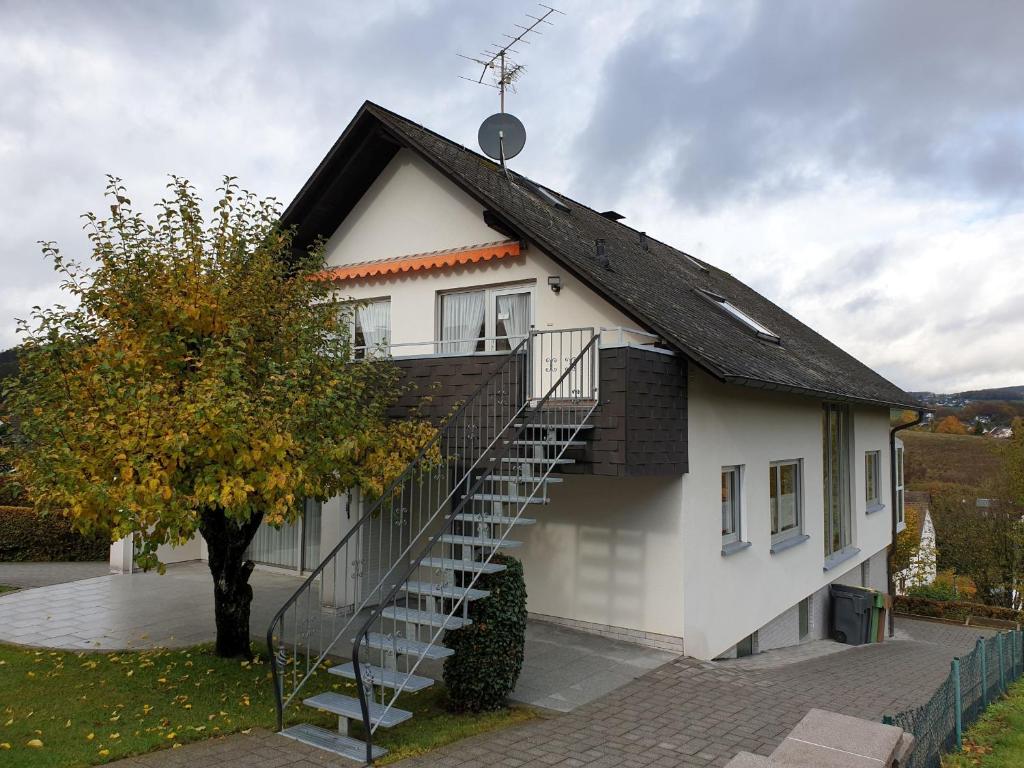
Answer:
[478, 112, 526, 162]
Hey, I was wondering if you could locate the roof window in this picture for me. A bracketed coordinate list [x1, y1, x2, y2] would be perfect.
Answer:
[699, 290, 780, 343]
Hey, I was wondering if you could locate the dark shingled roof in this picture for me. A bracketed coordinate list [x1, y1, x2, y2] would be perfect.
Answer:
[283, 101, 921, 410]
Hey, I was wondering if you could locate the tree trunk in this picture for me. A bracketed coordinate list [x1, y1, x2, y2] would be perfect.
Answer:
[199, 509, 264, 659]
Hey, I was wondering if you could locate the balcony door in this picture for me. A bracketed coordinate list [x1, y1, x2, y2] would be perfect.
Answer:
[438, 283, 533, 354]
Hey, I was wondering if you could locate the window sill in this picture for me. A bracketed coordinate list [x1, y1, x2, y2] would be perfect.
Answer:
[866, 502, 886, 515]
[721, 540, 752, 557]
[823, 546, 861, 572]
[770, 534, 810, 555]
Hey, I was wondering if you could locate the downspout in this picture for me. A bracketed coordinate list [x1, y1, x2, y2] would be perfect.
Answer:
[888, 409, 925, 637]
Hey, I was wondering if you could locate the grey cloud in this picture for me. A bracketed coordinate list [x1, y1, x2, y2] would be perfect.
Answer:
[574, 0, 1024, 209]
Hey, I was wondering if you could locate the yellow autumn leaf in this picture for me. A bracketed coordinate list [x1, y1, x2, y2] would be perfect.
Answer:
[0, 743, 10, 750]
[26, 738, 44, 748]
[166, 732, 176, 739]
[98, 748, 110, 756]
[87, 732, 95, 741]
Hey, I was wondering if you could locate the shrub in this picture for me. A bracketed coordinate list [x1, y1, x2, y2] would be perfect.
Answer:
[894, 594, 1022, 625]
[442, 553, 527, 713]
[907, 581, 960, 601]
[0, 506, 109, 561]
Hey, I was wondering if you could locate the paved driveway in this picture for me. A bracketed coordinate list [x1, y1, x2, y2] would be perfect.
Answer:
[106, 617, 990, 768]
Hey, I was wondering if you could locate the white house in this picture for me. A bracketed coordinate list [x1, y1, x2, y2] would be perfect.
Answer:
[111, 102, 922, 761]
[895, 489, 937, 593]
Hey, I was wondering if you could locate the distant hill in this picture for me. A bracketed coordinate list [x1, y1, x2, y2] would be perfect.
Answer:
[912, 385, 1024, 404]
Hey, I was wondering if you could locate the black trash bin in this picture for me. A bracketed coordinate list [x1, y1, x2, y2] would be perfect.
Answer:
[829, 584, 874, 645]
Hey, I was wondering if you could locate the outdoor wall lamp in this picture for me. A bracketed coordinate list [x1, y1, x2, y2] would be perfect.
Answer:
[548, 275, 562, 294]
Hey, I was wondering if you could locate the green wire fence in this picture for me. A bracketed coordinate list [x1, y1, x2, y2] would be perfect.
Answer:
[884, 629, 1023, 768]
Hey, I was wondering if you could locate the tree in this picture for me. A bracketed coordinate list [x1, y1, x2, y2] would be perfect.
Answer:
[1, 177, 431, 657]
[935, 416, 968, 435]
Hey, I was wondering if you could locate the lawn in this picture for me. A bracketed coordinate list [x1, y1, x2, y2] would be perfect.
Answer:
[0, 585, 17, 595]
[944, 678, 1024, 767]
[0, 642, 536, 767]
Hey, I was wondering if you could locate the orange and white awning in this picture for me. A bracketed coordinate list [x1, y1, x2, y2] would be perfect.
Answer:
[310, 240, 522, 282]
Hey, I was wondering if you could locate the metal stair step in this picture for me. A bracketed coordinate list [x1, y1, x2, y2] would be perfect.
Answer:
[509, 439, 587, 447]
[495, 457, 575, 464]
[302, 692, 412, 728]
[380, 606, 472, 629]
[399, 580, 490, 601]
[420, 556, 507, 574]
[439, 533, 522, 549]
[480, 474, 563, 483]
[361, 631, 455, 660]
[280, 723, 386, 762]
[514, 423, 594, 430]
[466, 492, 549, 505]
[330, 662, 434, 692]
[453, 513, 536, 526]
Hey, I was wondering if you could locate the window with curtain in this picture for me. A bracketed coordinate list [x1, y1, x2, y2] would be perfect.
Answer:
[495, 291, 530, 350]
[865, 450, 882, 511]
[823, 404, 853, 558]
[353, 298, 390, 359]
[721, 466, 742, 545]
[438, 284, 533, 354]
[440, 290, 486, 353]
[770, 459, 803, 544]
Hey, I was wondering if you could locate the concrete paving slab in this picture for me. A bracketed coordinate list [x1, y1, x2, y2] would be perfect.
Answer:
[0, 560, 110, 588]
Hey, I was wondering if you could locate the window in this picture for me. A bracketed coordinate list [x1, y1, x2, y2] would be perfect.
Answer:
[770, 460, 803, 544]
[439, 284, 533, 354]
[865, 450, 882, 511]
[799, 597, 810, 641]
[895, 439, 906, 530]
[721, 466, 742, 545]
[352, 298, 390, 359]
[823, 404, 853, 557]
[698, 289, 780, 343]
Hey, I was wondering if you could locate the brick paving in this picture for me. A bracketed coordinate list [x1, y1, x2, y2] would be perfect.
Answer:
[106, 617, 993, 768]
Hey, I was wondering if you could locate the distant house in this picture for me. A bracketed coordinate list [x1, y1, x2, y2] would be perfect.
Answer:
[987, 426, 1014, 439]
[896, 490, 937, 593]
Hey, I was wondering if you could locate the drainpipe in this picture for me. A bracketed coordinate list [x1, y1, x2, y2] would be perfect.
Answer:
[888, 408, 925, 637]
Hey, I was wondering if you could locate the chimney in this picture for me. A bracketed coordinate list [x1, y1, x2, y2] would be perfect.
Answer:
[639, 232, 648, 251]
[595, 238, 610, 270]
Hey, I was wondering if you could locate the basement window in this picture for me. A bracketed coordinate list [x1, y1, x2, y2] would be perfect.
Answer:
[698, 290, 780, 343]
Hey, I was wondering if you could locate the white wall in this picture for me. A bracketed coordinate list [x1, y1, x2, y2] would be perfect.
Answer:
[321, 150, 643, 350]
[516, 474, 685, 639]
[681, 368, 894, 659]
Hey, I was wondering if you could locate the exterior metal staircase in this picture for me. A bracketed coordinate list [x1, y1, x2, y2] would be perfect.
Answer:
[267, 328, 599, 764]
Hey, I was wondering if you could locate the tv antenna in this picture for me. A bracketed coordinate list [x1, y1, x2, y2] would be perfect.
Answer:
[458, 4, 564, 168]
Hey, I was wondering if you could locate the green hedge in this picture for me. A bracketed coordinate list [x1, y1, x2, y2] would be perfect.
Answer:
[894, 594, 1022, 624]
[0, 506, 109, 562]
[442, 553, 527, 713]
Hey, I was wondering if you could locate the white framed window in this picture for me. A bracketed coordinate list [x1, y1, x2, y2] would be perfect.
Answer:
[438, 282, 534, 354]
[895, 439, 906, 531]
[823, 403, 853, 557]
[770, 459, 803, 544]
[721, 466, 742, 545]
[865, 450, 882, 511]
[351, 298, 390, 359]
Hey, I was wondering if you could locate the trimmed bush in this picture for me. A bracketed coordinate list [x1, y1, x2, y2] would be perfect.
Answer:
[442, 553, 527, 713]
[907, 581, 960, 602]
[0, 506, 109, 562]
[894, 594, 1022, 624]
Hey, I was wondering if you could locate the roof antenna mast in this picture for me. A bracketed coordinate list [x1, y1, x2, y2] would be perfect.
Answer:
[459, 4, 564, 173]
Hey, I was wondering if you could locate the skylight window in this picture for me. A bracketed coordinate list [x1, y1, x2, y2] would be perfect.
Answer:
[699, 290, 780, 343]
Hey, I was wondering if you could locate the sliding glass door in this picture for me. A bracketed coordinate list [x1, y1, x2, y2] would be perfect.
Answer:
[438, 283, 533, 353]
[246, 498, 322, 573]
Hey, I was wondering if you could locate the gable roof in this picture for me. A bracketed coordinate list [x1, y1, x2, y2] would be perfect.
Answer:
[283, 101, 921, 410]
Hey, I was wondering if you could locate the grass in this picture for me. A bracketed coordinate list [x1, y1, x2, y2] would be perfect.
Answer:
[0, 585, 17, 595]
[944, 678, 1024, 767]
[0, 642, 537, 767]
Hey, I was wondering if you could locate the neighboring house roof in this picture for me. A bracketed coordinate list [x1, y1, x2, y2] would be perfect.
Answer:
[311, 240, 521, 282]
[283, 101, 921, 409]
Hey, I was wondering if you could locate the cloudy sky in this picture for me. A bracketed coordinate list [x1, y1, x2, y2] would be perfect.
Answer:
[2, 0, 1022, 392]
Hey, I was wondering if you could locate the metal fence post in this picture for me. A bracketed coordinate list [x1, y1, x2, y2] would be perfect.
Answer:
[980, 637, 988, 707]
[998, 633, 1006, 693]
[952, 657, 963, 751]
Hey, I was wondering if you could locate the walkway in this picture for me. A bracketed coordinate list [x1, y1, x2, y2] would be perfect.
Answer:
[0, 560, 109, 589]
[104, 617, 990, 768]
